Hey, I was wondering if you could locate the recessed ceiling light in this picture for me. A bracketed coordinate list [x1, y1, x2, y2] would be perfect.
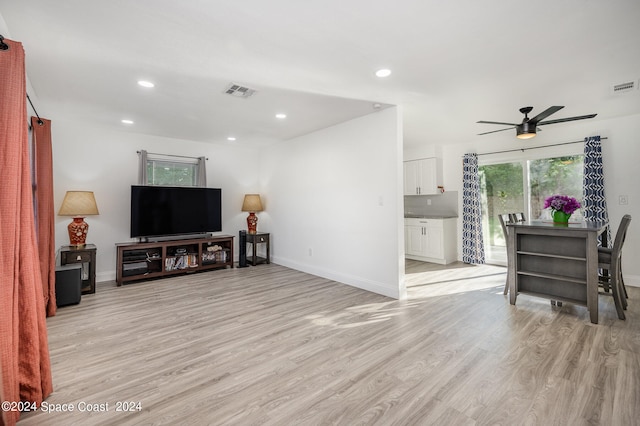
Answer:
[121, 119, 134, 124]
[227, 137, 236, 141]
[375, 69, 392, 78]
[137, 80, 155, 88]
[275, 113, 287, 119]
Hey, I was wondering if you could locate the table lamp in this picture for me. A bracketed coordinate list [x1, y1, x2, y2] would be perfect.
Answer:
[241, 194, 263, 234]
[58, 191, 99, 246]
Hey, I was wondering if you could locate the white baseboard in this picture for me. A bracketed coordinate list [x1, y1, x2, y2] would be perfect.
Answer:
[625, 274, 640, 288]
[97, 270, 116, 283]
[272, 256, 400, 299]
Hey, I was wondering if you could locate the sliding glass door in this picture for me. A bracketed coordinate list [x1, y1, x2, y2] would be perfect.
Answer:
[479, 162, 525, 264]
[479, 154, 584, 264]
[529, 156, 584, 221]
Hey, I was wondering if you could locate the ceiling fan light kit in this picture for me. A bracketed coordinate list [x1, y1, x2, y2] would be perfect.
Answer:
[478, 106, 597, 139]
[516, 122, 536, 139]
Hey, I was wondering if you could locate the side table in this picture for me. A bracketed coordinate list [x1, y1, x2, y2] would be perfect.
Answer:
[246, 233, 270, 266]
[60, 244, 97, 294]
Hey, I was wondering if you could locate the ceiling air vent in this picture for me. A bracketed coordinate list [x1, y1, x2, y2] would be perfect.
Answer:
[612, 81, 635, 94]
[224, 83, 257, 98]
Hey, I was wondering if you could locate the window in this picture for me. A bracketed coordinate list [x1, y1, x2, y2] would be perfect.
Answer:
[138, 150, 206, 187]
[479, 153, 584, 264]
[146, 158, 198, 186]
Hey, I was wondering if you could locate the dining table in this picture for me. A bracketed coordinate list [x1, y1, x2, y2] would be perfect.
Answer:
[506, 219, 608, 324]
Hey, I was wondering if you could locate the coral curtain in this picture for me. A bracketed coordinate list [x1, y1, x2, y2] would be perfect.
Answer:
[0, 38, 53, 426]
[583, 135, 611, 247]
[32, 117, 57, 316]
[462, 153, 485, 264]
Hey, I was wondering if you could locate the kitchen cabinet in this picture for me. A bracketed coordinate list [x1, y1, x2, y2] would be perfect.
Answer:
[404, 218, 457, 264]
[405, 222, 427, 256]
[403, 157, 442, 195]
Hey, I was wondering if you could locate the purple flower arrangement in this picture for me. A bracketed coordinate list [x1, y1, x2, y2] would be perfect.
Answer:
[544, 195, 581, 214]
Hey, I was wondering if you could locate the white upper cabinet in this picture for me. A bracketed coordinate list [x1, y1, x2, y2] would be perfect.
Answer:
[403, 160, 422, 196]
[403, 157, 442, 195]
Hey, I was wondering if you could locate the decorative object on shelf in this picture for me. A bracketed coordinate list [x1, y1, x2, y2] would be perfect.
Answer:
[544, 194, 580, 224]
[202, 244, 224, 263]
[241, 194, 263, 234]
[58, 191, 100, 246]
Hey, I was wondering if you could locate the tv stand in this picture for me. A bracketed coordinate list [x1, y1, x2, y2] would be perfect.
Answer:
[116, 235, 234, 286]
[140, 233, 212, 243]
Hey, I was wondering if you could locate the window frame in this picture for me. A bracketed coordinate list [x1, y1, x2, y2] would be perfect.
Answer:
[478, 143, 585, 265]
[139, 152, 206, 187]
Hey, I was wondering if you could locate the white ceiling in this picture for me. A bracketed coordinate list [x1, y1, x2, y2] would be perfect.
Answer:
[1, 0, 639, 148]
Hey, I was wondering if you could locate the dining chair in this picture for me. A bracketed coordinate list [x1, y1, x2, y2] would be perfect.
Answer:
[598, 214, 632, 320]
[498, 213, 513, 295]
[511, 212, 526, 223]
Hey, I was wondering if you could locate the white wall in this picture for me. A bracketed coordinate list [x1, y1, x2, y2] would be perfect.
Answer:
[48, 108, 640, 294]
[260, 107, 406, 299]
[51, 108, 407, 300]
[435, 114, 640, 286]
[51, 118, 260, 281]
[404, 144, 442, 162]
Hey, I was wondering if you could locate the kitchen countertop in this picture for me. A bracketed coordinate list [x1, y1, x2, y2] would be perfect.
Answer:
[404, 215, 458, 219]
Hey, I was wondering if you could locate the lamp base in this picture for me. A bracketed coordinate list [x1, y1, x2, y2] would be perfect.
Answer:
[68, 217, 89, 246]
[246, 212, 258, 234]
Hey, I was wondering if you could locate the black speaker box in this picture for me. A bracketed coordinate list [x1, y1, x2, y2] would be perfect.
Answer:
[55, 264, 82, 307]
[238, 230, 248, 268]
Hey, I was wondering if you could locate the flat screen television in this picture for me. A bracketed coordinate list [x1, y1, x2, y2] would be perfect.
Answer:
[130, 185, 222, 239]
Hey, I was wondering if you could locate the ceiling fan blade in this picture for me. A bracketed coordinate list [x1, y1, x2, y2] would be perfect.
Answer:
[477, 127, 514, 136]
[477, 120, 518, 126]
[538, 113, 597, 126]
[529, 106, 564, 124]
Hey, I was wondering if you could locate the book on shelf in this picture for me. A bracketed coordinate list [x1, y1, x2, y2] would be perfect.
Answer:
[165, 254, 198, 271]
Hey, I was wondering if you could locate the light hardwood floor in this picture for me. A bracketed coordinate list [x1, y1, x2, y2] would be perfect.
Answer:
[20, 260, 640, 425]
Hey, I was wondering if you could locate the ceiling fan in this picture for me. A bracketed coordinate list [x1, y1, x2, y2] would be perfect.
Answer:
[477, 106, 597, 139]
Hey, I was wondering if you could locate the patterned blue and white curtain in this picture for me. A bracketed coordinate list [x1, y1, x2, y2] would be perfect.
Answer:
[462, 153, 485, 264]
[583, 135, 611, 247]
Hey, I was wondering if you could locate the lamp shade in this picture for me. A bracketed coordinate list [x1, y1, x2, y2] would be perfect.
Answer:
[241, 194, 263, 212]
[58, 191, 100, 216]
